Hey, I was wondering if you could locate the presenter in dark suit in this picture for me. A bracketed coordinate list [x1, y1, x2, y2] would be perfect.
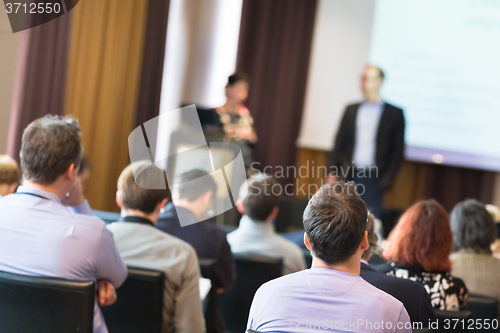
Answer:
[361, 214, 436, 326]
[327, 65, 405, 218]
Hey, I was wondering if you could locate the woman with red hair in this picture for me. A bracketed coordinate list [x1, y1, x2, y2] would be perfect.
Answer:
[383, 199, 468, 311]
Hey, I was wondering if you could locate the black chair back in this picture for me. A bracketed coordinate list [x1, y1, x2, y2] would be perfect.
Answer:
[92, 209, 121, 224]
[0, 270, 95, 333]
[435, 309, 472, 333]
[465, 294, 499, 332]
[413, 329, 431, 333]
[102, 266, 164, 333]
[199, 258, 217, 333]
[220, 254, 282, 333]
[274, 196, 308, 233]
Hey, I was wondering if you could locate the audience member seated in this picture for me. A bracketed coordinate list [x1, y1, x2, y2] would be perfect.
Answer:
[0, 154, 21, 196]
[0, 115, 127, 333]
[383, 199, 468, 311]
[486, 204, 500, 259]
[107, 161, 205, 333]
[227, 174, 306, 275]
[247, 182, 412, 333]
[156, 169, 235, 333]
[360, 213, 436, 325]
[450, 199, 500, 313]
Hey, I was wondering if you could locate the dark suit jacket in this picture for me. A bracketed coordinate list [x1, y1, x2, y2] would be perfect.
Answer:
[157, 203, 236, 290]
[157, 203, 236, 333]
[328, 102, 405, 188]
[360, 262, 436, 326]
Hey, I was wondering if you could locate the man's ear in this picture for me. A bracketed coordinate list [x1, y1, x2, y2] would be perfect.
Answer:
[236, 200, 244, 214]
[303, 232, 312, 251]
[156, 198, 168, 212]
[269, 206, 279, 220]
[115, 190, 123, 208]
[203, 191, 213, 206]
[360, 230, 369, 251]
[65, 163, 78, 180]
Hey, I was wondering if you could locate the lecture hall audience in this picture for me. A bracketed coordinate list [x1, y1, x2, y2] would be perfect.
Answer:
[247, 182, 412, 333]
[450, 199, 500, 313]
[227, 173, 306, 275]
[383, 199, 468, 311]
[0, 154, 21, 196]
[360, 213, 436, 325]
[156, 169, 235, 333]
[107, 161, 205, 333]
[0, 115, 127, 333]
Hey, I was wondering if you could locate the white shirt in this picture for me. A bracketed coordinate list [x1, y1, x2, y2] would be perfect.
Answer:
[227, 216, 306, 275]
[107, 219, 206, 333]
[353, 101, 384, 167]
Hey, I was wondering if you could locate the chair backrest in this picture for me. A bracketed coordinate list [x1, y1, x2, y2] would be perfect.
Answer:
[102, 266, 164, 333]
[220, 254, 283, 333]
[435, 310, 472, 333]
[465, 294, 499, 332]
[412, 329, 431, 333]
[274, 196, 308, 233]
[92, 209, 121, 224]
[199, 258, 217, 333]
[0, 270, 95, 333]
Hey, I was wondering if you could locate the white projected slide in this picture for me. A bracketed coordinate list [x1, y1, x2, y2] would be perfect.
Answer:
[369, 0, 500, 170]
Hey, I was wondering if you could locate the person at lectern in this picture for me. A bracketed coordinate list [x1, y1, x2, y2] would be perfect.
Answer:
[327, 65, 405, 219]
[198, 73, 257, 170]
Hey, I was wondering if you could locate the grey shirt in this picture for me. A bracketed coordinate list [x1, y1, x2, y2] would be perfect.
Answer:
[228, 216, 306, 275]
[107, 219, 206, 333]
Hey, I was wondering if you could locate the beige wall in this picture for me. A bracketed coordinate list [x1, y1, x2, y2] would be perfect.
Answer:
[0, 11, 21, 154]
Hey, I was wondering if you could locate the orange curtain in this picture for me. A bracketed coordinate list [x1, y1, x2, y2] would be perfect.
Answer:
[65, 0, 149, 211]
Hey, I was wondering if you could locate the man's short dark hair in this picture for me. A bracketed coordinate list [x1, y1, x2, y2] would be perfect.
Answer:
[118, 161, 170, 214]
[21, 115, 83, 185]
[177, 169, 217, 202]
[450, 199, 496, 253]
[303, 182, 367, 265]
[241, 174, 280, 221]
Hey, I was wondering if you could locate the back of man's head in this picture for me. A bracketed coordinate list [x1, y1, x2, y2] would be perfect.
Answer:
[118, 161, 170, 214]
[0, 155, 21, 185]
[21, 115, 83, 185]
[303, 182, 367, 265]
[362, 213, 378, 261]
[176, 169, 217, 202]
[239, 173, 280, 221]
[0, 155, 21, 195]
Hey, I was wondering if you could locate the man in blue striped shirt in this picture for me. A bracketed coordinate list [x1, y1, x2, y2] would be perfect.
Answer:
[0, 115, 127, 333]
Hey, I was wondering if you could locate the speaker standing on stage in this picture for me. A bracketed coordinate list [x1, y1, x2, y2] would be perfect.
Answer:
[327, 65, 405, 219]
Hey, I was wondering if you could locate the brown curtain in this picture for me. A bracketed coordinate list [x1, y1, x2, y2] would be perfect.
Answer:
[7, 13, 72, 162]
[135, 0, 170, 128]
[235, 0, 317, 185]
[424, 165, 495, 211]
[65, 0, 149, 211]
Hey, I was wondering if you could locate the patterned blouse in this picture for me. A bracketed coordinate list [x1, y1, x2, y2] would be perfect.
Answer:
[386, 263, 468, 311]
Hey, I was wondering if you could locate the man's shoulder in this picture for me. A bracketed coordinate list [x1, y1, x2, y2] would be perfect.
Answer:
[257, 269, 307, 291]
[110, 221, 195, 250]
[383, 102, 404, 113]
[273, 234, 305, 256]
